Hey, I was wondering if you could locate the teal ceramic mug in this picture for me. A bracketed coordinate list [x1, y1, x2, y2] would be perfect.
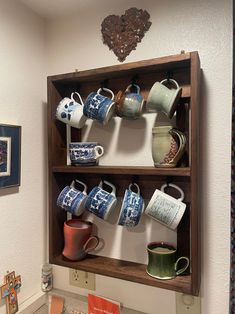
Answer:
[146, 242, 190, 280]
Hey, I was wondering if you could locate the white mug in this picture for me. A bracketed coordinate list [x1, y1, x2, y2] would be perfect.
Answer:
[56, 92, 87, 128]
[144, 183, 186, 230]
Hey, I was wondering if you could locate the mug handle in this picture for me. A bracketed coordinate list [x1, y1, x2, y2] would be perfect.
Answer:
[170, 129, 186, 150]
[70, 180, 76, 188]
[169, 129, 186, 163]
[97, 87, 114, 100]
[71, 92, 84, 106]
[75, 179, 87, 194]
[160, 183, 184, 201]
[103, 180, 116, 196]
[83, 236, 99, 253]
[175, 256, 190, 275]
[94, 146, 104, 159]
[160, 79, 180, 89]
[128, 183, 140, 195]
[125, 84, 140, 94]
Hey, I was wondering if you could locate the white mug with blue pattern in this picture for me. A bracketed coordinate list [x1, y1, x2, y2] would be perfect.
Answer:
[85, 180, 117, 220]
[56, 92, 87, 128]
[83, 88, 115, 125]
[118, 183, 145, 227]
[57, 180, 88, 216]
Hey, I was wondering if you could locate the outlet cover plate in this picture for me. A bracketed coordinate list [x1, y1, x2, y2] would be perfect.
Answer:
[176, 293, 201, 314]
[69, 269, 96, 290]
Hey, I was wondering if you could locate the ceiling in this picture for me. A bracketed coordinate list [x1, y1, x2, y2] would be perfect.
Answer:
[19, 0, 96, 19]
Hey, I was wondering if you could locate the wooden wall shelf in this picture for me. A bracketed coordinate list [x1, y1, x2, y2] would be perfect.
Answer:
[53, 254, 192, 294]
[48, 51, 200, 296]
[52, 166, 191, 176]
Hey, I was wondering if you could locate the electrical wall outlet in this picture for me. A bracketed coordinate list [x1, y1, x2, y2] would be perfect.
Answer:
[176, 293, 201, 314]
[69, 269, 96, 290]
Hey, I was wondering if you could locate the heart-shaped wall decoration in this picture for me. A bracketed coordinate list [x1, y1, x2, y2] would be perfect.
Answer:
[101, 8, 152, 62]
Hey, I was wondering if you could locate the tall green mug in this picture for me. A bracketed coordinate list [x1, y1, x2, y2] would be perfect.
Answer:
[146, 242, 190, 280]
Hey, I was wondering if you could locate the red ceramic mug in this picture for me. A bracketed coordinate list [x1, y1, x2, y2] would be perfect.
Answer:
[62, 219, 99, 261]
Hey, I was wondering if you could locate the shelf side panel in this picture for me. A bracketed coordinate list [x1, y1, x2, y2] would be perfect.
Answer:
[189, 51, 201, 295]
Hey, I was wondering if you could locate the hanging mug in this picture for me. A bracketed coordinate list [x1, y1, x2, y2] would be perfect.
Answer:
[115, 84, 144, 119]
[118, 183, 145, 227]
[56, 92, 87, 128]
[146, 79, 182, 118]
[152, 126, 186, 167]
[57, 180, 88, 216]
[85, 180, 117, 220]
[83, 88, 115, 125]
[144, 183, 186, 230]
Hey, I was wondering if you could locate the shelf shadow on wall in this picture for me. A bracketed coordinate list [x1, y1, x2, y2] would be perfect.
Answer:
[84, 118, 116, 153]
[116, 117, 147, 153]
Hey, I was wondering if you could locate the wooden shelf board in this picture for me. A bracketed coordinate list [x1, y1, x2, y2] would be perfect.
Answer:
[52, 254, 192, 294]
[48, 52, 192, 83]
[52, 166, 190, 176]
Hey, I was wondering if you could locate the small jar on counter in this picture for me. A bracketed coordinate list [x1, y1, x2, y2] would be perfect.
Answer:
[41, 263, 53, 292]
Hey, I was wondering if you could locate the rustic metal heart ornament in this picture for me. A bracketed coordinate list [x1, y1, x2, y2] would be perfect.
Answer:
[101, 8, 152, 62]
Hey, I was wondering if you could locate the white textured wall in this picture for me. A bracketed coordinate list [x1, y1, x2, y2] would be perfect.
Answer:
[46, 0, 232, 313]
[0, 0, 46, 312]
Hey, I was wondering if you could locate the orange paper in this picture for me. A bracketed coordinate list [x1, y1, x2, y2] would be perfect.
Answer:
[88, 294, 120, 314]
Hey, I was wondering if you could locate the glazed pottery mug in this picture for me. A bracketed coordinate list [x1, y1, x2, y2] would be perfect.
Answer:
[57, 180, 88, 216]
[145, 183, 186, 230]
[146, 242, 190, 280]
[62, 219, 99, 261]
[69, 142, 104, 166]
[85, 180, 117, 220]
[152, 126, 186, 167]
[56, 92, 87, 128]
[83, 88, 115, 125]
[146, 79, 182, 118]
[115, 84, 144, 119]
[118, 183, 145, 227]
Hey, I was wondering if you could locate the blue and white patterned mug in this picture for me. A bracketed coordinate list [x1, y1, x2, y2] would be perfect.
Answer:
[69, 142, 104, 166]
[118, 183, 145, 227]
[56, 92, 87, 128]
[83, 88, 115, 125]
[115, 84, 144, 119]
[57, 180, 88, 216]
[85, 180, 117, 220]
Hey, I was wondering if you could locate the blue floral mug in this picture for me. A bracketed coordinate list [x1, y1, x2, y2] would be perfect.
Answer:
[57, 180, 88, 216]
[83, 88, 115, 125]
[85, 180, 117, 220]
[118, 183, 145, 227]
[69, 142, 104, 166]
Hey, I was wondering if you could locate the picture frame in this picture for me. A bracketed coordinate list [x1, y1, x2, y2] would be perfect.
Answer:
[0, 124, 21, 189]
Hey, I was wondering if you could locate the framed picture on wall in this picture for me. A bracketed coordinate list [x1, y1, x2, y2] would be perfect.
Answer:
[0, 124, 21, 189]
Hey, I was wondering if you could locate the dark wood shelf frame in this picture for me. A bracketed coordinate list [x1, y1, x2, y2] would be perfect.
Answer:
[47, 51, 200, 296]
[52, 166, 191, 176]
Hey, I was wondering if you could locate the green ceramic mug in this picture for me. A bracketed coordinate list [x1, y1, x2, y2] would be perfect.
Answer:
[146, 242, 190, 280]
[146, 79, 182, 118]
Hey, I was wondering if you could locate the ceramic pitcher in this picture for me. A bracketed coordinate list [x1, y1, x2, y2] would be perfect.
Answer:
[152, 126, 186, 167]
